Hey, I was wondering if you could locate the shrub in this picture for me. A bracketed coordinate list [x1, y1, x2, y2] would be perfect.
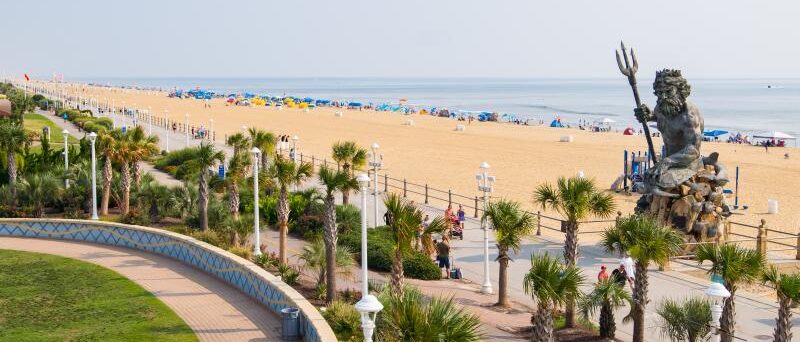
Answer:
[277, 263, 300, 285]
[322, 300, 363, 342]
[336, 204, 360, 235]
[154, 147, 201, 180]
[120, 208, 149, 226]
[190, 230, 226, 248]
[227, 245, 253, 260]
[403, 252, 441, 280]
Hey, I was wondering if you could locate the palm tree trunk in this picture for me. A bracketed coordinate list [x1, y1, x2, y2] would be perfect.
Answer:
[497, 249, 509, 307]
[774, 294, 793, 342]
[341, 164, 350, 205]
[563, 220, 579, 328]
[720, 287, 736, 342]
[7, 150, 17, 200]
[199, 171, 209, 231]
[632, 262, 649, 342]
[101, 156, 112, 215]
[228, 182, 240, 221]
[391, 247, 405, 298]
[600, 301, 616, 338]
[121, 162, 131, 215]
[532, 303, 554, 342]
[323, 195, 338, 303]
[278, 185, 290, 264]
[132, 160, 142, 186]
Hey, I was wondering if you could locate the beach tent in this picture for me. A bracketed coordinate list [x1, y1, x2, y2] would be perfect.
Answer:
[703, 130, 729, 137]
[600, 117, 616, 124]
[550, 119, 564, 128]
[623, 127, 635, 135]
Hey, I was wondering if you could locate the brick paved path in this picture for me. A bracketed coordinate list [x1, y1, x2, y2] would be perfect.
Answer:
[0, 237, 281, 342]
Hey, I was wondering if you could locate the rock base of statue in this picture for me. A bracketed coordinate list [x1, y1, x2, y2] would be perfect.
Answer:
[635, 155, 731, 248]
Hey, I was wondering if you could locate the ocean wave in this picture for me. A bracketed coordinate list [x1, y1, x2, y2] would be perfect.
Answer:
[520, 104, 620, 117]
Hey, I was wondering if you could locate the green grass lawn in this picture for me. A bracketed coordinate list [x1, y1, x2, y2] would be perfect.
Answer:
[0, 249, 197, 342]
[23, 113, 79, 144]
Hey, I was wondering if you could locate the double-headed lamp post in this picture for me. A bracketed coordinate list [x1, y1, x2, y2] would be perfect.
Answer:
[476, 162, 495, 295]
[62, 129, 70, 188]
[705, 281, 731, 342]
[251, 147, 263, 256]
[355, 173, 382, 342]
[368, 143, 383, 228]
[88, 132, 99, 220]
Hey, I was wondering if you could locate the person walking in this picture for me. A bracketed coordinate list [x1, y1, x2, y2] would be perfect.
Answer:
[435, 239, 451, 279]
[597, 265, 609, 282]
[457, 205, 466, 230]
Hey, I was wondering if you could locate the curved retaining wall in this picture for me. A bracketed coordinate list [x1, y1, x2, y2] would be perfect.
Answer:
[0, 218, 336, 342]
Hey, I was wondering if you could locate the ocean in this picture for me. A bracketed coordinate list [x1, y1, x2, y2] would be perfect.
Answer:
[73, 77, 800, 139]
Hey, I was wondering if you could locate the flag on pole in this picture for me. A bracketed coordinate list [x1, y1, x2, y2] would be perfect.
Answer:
[24, 73, 30, 81]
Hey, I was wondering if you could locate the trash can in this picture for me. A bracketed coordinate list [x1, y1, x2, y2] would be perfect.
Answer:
[280, 307, 301, 341]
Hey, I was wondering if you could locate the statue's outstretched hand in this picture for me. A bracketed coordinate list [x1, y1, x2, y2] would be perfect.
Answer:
[634, 104, 651, 123]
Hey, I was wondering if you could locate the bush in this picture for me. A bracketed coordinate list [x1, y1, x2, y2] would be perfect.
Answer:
[190, 230, 226, 248]
[322, 300, 363, 342]
[336, 204, 360, 235]
[403, 252, 441, 280]
[153, 147, 201, 180]
[120, 208, 150, 226]
[227, 245, 253, 260]
[277, 263, 300, 285]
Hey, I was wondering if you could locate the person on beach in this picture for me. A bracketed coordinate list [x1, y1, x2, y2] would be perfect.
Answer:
[172, 122, 177, 133]
[457, 205, 466, 230]
[435, 239, 451, 279]
[597, 265, 609, 283]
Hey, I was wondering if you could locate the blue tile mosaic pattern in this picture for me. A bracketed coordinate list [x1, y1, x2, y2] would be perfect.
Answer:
[0, 220, 325, 342]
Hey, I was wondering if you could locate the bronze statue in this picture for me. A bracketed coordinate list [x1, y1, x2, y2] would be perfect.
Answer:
[616, 43, 730, 244]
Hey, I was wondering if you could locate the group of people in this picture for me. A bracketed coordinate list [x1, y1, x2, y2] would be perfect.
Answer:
[597, 255, 636, 289]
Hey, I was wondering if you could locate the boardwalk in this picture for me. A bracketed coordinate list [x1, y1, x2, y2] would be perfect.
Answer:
[0, 237, 281, 342]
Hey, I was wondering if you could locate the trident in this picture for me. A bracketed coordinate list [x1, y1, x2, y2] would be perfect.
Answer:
[616, 41, 658, 164]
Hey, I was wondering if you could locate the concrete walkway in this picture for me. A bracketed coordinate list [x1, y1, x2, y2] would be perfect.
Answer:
[0, 237, 281, 342]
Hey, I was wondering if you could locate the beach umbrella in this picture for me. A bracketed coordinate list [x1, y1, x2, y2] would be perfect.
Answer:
[601, 117, 616, 124]
[703, 130, 729, 137]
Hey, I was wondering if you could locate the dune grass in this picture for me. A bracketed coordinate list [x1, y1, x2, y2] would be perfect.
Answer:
[23, 112, 79, 144]
[0, 249, 197, 342]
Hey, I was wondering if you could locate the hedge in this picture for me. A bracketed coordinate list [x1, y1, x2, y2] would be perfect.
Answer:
[338, 226, 440, 280]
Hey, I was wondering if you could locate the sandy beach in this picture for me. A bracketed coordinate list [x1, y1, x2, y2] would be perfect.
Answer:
[45, 83, 800, 238]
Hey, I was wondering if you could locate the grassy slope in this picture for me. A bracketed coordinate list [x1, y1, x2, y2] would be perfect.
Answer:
[0, 249, 197, 342]
[23, 113, 79, 144]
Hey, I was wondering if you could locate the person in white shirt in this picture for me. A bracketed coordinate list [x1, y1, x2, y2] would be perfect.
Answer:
[621, 254, 635, 288]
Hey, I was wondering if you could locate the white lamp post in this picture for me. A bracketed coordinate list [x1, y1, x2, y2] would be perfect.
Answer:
[88, 132, 99, 220]
[185, 113, 190, 147]
[291, 135, 300, 191]
[355, 173, 382, 342]
[368, 143, 383, 228]
[476, 162, 495, 294]
[148, 106, 153, 135]
[164, 110, 170, 152]
[251, 147, 263, 256]
[209, 118, 214, 141]
[705, 281, 731, 342]
[62, 129, 70, 189]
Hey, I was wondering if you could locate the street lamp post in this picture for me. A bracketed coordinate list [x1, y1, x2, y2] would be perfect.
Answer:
[164, 110, 170, 152]
[251, 147, 263, 256]
[368, 143, 382, 228]
[355, 173, 383, 342]
[88, 132, 99, 220]
[705, 281, 731, 342]
[476, 162, 495, 294]
[291, 135, 299, 191]
[209, 118, 214, 141]
[62, 129, 70, 189]
[148, 106, 153, 135]
[185, 113, 190, 147]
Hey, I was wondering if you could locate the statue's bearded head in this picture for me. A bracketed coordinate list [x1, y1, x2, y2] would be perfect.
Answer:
[653, 69, 691, 116]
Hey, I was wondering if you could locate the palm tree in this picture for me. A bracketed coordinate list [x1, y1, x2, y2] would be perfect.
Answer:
[483, 199, 536, 307]
[224, 152, 249, 221]
[696, 244, 766, 342]
[270, 155, 313, 263]
[9, 90, 34, 125]
[762, 265, 800, 342]
[656, 297, 712, 342]
[601, 214, 683, 342]
[533, 175, 615, 327]
[187, 142, 225, 231]
[171, 182, 198, 219]
[298, 237, 355, 286]
[0, 120, 28, 198]
[317, 165, 356, 303]
[419, 216, 448, 257]
[580, 279, 632, 339]
[376, 285, 483, 342]
[383, 194, 447, 298]
[248, 128, 276, 170]
[135, 177, 172, 222]
[227, 132, 251, 157]
[127, 126, 159, 186]
[98, 130, 118, 215]
[18, 172, 62, 217]
[331, 141, 366, 205]
[110, 131, 135, 215]
[523, 253, 584, 342]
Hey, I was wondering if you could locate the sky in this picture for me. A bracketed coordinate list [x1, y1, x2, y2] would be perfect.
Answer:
[1, 0, 798, 79]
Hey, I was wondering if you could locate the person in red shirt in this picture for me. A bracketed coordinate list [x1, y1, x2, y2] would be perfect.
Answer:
[597, 265, 609, 282]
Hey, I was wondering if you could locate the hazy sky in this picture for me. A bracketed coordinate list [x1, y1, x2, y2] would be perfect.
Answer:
[2, 0, 798, 79]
